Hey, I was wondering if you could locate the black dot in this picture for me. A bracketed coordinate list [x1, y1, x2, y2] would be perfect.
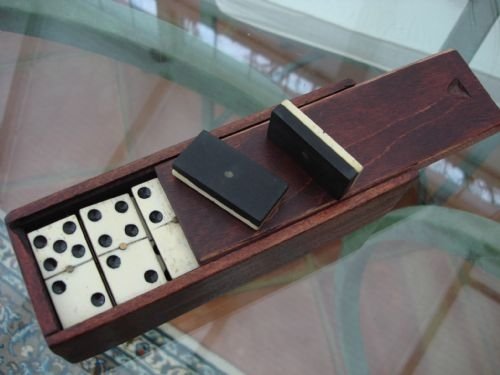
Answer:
[115, 200, 129, 213]
[125, 224, 139, 237]
[52, 280, 66, 294]
[43, 258, 57, 271]
[138, 187, 151, 199]
[98, 234, 112, 248]
[71, 244, 86, 258]
[62, 221, 77, 234]
[144, 270, 158, 283]
[33, 235, 47, 249]
[106, 255, 121, 269]
[149, 210, 163, 224]
[53, 240, 67, 253]
[88, 209, 102, 222]
[91, 293, 106, 307]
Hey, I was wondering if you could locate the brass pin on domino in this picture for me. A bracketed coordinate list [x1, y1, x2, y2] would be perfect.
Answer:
[172, 130, 288, 230]
[268, 99, 363, 199]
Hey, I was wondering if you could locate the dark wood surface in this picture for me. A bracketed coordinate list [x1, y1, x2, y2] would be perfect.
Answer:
[5, 50, 500, 362]
[158, 50, 500, 264]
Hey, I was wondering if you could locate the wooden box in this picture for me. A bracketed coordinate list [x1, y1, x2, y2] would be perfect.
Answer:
[6, 50, 500, 362]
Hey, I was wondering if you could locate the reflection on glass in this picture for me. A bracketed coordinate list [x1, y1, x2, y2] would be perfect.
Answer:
[0, 1, 499, 373]
[172, 207, 500, 374]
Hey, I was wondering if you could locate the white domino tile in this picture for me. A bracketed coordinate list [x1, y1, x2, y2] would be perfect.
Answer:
[46, 260, 113, 329]
[132, 178, 199, 278]
[151, 223, 198, 279]
[97, 238, 167, 304]
[80, 194, 147, 256]
[131, 179, 176, 231]
[27, 215, 93, 279]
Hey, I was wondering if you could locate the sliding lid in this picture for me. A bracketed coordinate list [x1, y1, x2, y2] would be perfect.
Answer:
[156, 50, 500, 264]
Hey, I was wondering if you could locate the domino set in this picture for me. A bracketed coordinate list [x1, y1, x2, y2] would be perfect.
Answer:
[27, 178, 197, 328]
[26, 97, 353, 330]
[6, 51, 500, 361]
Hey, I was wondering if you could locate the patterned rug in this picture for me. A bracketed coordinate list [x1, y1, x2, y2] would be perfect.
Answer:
[0, 209, 243, 374]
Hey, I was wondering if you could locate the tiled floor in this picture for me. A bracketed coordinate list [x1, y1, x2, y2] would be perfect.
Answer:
[179, 274, 339, 374]
[172, 208, 500, 374]
[169, 237, 347, 374]
[172, 240, 342, 332]
[415, 286, 500, 374]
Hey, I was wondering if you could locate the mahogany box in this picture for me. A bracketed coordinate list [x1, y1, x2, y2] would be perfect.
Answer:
[6, 50, 500, 362]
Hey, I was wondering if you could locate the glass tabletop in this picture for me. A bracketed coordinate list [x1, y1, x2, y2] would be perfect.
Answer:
[0, 1, 498, 374]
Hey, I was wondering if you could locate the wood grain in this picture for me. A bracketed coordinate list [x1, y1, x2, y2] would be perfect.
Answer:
[158, 50, 500, 264]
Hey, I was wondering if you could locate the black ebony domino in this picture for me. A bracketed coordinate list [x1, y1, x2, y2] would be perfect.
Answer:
[172, 131, 288, 230]
[268, 100, 363, 199]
